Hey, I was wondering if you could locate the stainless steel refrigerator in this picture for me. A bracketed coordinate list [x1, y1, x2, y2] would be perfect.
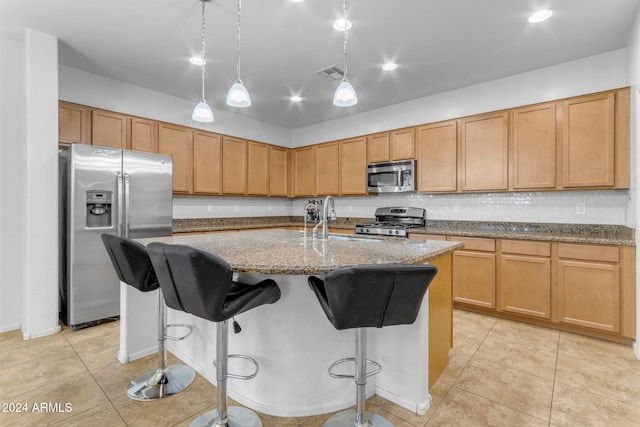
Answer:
[59, 144, 173, 329]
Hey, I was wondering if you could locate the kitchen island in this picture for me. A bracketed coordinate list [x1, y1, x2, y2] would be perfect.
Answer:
[119, 229, 462, 417]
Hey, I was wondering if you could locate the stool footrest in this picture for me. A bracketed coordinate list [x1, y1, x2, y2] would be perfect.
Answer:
[164, 323, 193, 341]
[213, 354, 259, 380]
[328, 357, 382, 379]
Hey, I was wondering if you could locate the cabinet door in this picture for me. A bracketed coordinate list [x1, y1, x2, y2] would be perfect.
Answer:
[293, 146, 315, 197]
[339, 137, 367, 195]
[193, 131, 222, 194]
[222, 137, 248, 195]
[416, 121, 457, 192]
[460, 112, 509, 191]
[158, 123, 193, 193]
[557, 260, 620, 332]
[562, 92, 615, 187]
[390, 127, 415, 160]
[367, 132, 389, 163]
[247, 141, 269, 196]
[59, 101, 90, 144]
[452, 251, 496, 308]
[315, 142, 339, 196]
[91, 109, 130, 149]
[269, 145, 289, 197]
[131, 117, 158, 153]
[511, 103, 557, 189]
[500, 254, 551, 319]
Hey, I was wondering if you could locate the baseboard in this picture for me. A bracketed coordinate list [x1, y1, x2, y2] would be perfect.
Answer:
[22, 324, 61, 340]
[375, 385, 432, 416]
[0, 323, 21, 334]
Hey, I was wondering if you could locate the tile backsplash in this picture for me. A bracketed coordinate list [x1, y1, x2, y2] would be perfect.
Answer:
[175, 190, 632, 226]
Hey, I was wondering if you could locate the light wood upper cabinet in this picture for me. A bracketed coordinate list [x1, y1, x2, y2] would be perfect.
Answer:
[315, 141, 339, 196]
[269, 145, 289, 197]
[460, 111, 509, 191]
[416, 120, 457, 192]
[222, 136, 248, 195]
[247, 141, 269, 196]
[193, 130, 222, 194]
[366, 132, 389, 163]
[131, 117, 158, 153]
[158, 123, 193, 193]
[390, 127, 415, 160]
[562, 92, 615, 188]
[59, 101, 91, 145]
[91, 109, 130, 149]
[511, 103, 557, 189]
[293, 146, 315, 197]
[339, 136, 367, 195]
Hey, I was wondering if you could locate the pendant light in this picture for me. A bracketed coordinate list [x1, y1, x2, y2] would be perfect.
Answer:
[333, 0, 357, 107]
[192, 0, 214, 123]
[226, 0, 252, 107]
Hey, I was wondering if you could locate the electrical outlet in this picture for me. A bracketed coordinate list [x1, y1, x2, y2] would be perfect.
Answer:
[576, 202, 586, 215]
[453, 204, 460, 213]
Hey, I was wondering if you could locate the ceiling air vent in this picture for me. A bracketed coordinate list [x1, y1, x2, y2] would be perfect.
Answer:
[315, 65, 344, 81]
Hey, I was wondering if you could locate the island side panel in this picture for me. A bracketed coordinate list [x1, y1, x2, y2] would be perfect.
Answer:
[428, 253, 453, 389]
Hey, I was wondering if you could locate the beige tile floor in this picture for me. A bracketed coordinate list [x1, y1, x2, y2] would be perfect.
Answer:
[1, 309, 640, 426]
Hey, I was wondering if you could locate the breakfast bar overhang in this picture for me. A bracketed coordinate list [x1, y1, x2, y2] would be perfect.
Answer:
[119, 229, 462, 417]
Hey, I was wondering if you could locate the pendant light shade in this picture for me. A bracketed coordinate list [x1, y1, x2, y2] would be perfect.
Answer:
[227, 81, 251, 107]
[334, 0, 357, 107]
[192, 0, 214, 123]
[227, 0, 251, 107]
[192, 101, 214, 122]
[333, 79, 358, 107]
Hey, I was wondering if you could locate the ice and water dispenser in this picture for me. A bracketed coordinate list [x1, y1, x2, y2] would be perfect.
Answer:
[86, 191, 112, 227]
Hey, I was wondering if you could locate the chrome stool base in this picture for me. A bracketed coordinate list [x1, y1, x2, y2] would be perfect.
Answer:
[189, 406, 262, 427]
[127, 364, 196, 401]
[323, 409, 393, 427]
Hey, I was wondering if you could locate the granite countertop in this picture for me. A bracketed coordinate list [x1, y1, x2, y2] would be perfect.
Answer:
[172, 217, 635, 246]
[137, 228, 462, 275]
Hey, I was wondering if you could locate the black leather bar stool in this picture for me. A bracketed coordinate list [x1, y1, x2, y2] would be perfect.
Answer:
[147, 242, 281, 427]
[308, 264, 438, 427]
[101, 234, 196, 401]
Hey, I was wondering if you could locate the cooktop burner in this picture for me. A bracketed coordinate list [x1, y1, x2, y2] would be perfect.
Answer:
[355, 207, 426, 237]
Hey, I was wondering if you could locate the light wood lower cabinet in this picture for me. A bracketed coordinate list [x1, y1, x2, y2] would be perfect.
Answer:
[412, 233, 635, 341]
[499, 240, 551, 319]
[451, 237, 496, 309]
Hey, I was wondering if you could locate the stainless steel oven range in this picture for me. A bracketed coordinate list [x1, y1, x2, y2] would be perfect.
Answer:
[355, 207, 425, 237]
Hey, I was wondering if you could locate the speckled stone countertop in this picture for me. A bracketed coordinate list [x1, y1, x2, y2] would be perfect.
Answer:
[138, 229, 462, 275]
[173, 217, 635, 246]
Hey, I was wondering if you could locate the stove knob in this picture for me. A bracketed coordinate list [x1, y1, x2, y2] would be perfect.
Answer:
[395, 230, 400, 235]
[388, 229, 393, 235]
[365, 228, 370, 233]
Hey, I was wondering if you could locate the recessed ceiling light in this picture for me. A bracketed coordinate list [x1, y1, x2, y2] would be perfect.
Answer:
[289, 95, 302, 102]
[189, 56, 206, 66]
[382, 62, 398, 71]
[333, 18, 352, 31]
[528, 9, 553, 23]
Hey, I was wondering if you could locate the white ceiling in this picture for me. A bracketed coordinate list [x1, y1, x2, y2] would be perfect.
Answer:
[1, 0, 638, 129]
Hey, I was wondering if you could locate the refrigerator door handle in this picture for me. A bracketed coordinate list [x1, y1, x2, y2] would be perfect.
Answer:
[124, 173, 131, 239]
[116, 171, 124, 237]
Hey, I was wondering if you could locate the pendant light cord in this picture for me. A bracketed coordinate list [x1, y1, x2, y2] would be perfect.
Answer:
[200, 0, 207, 101]
[236, 0, 242, 82]
[343, 0, 349, 81]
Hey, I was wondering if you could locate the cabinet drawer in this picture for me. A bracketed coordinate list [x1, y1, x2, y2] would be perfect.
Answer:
[449, 236, 495, 252]
[502, 240, 550, 257]
[409, 233, 447, 241]
[558, 243, 619, 263]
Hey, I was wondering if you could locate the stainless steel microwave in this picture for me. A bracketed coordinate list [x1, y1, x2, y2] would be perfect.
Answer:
[366, 160, 415, 193]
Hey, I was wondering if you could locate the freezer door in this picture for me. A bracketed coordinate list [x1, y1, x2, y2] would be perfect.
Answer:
[123, 150, 173, 239]
[66, 144, 122, 327]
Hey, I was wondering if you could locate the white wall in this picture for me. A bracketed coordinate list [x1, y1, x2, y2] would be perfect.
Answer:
[292, 49, 628, 146]
[0, 34, 25, 332]
[59, 66, 292, 147]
